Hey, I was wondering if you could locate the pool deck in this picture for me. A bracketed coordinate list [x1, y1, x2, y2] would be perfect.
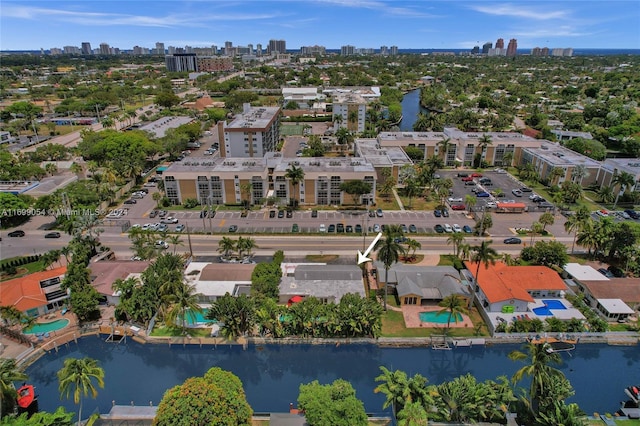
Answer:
[401, 305, 474, 329]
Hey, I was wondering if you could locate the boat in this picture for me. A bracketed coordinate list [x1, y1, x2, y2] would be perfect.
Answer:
[16, 384, 36, 409]
[625, 385, 640, 404]
[528, 335, 578, 353]
[620, 386, 640, 419]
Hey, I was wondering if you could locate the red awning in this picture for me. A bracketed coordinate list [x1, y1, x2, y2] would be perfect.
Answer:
[287, 296, 304, 307]
[497, 203, 527, 208]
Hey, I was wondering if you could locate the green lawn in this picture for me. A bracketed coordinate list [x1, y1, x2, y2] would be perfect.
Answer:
[150, 326, 212, 338]
[0, 257, 47, 281]
[380, 308, 487, 338]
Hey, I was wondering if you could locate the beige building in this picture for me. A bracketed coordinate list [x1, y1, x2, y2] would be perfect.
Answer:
[332, 93, 367, 133]
[521, 143, 602, 186]
[162, 153, 377, 206]
[216, 103, 281, 158]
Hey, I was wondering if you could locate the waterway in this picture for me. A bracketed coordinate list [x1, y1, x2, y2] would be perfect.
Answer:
[25, 337, 640, 416]
[399, 88, 424, 131]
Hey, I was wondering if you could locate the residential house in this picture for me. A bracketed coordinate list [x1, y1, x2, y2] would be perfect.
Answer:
[89, 261, 151, 305]
[0, 267, 68, 317]
[279, 264, 365, 305]
[185, 262, 255, 306]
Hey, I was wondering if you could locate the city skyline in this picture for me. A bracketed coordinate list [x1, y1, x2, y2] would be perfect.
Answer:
[1, 1, 639, 51]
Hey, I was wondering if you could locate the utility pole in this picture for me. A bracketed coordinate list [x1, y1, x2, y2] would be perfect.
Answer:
[186, 226, 194, 260]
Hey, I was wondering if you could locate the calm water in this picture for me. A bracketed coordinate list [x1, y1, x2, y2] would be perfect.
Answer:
[25, 337, 640, 416]
[399, 88, 423, 131]
[23, 319, 70, 334]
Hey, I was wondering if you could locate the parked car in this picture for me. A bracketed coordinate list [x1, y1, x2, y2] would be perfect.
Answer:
[448, 197, 463, 203]
[8, 230, 25, 237]
[292, 224, 299, 233]
[494, 168, 507, 174]
[368, 210, 376, 218]
[269, 210, 276, 218]
[44, 232, 61, 238]
[608, 265, 625, 277]
[452, 224, 462, 233]
[434, 224, 445, 233]
[376, 208, 384, 217]
[596, 209, 609, 217]
[409, 224, 417, 233]
[176, 224, 185, 232]
[149, 210, 158, 218]
[625, 209, 639, 219]
[200, 210, 208, 218]
[597, 267, 614, 278]
[512, 189, 523, 197]
[157, 224, 168, 232]
[158, 210, 168, 218]
[161, 217, 178, 224]
[319, 224, 326, 232]
[336, 223, 345, 233]
[443, 224, 453, 233]
[462, 225, 473, 233]
[401, 224, 408, 233]
[457, 173, 469, 177]
[441, 209, 449, 217]
[286, 210, 293, 218]
[476, 192, 490, 197]
[464, 181, 476, 186]
[278, 210, 285, 218]
[433, 209, 442, 217]
[471, 173, 483, 178]
[228, 225, 238, 233]
[346, 225, 353, 233]
[451, 204, 466, 210]
[123, 199, 137, 205]
[311, 210, 318, 218]
[355, 224, 363, 233]
[373, 224, 381, 233]
[503, 237, 522, 244]
[328, 224, 336, 232]
[479, 178, 492, 184]
[520, 187, 533, 192]
[461, 176, 474, 182]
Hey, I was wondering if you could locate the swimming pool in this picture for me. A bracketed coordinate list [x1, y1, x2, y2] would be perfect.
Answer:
[419, 311, 463, 324]
[533, 300, 568, 316]
[23, 318, 70, 334]
[179, 309, 216, 326]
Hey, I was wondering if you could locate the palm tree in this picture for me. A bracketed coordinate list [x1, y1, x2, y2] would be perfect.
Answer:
[165, 282, 202, 335]
[405, 239, 421, 259]
[166, 234, 183, 255]
[376, 230, 406, 311]
[564, 206, 590, 254]
[217, 237, 236, 259]
[478, 134, 493, 166]
[397, 401, 429, 426]
[374, 367, 410, 418]
[598, 186, 615, 204]
[549, 167, 565, 186]
[575, 219, 598, 258]
[335, 127, 353, 151]
[436, 137, 452, 165]
[57, 357, 105, 426]
[539, 211, 555, 233]
[284, 164, 305, 209]
[571, 164, 589, 184]
[404, 179, 421, 209]
[469, 240, 498, 308]
[0, 358, 29, 417]
[530, 221, 544, 244]
[348, 110, 359, 131]
[437, 294, 469, 330]
[240, 182, 253, 208]
[464, 194, 477, 216]
[446, 232, 465, 256]
[152, 191, 163, 208]
[237, 236, 257, 258]
[413, 113, 431, 132]
[502, 151, 514, 167]
[612, 171, 636, 208]
[509, 343, 565, 414]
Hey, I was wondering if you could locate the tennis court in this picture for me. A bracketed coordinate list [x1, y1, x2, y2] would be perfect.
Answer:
[280, 123, 304, 136]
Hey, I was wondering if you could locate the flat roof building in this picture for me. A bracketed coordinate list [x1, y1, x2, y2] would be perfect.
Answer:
[218, 103, 281, 158]
[138, 116, 194, 139]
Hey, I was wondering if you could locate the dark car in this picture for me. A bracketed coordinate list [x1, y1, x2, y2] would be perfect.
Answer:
[8, 230, 25, 237]
[476, 192, 490, 197]
[368, 210, 376, 218]
[608, 265, 625, 278]
[394, 236, 408, 243]
[292, 224, 299, 233]
[269, 210, 276, 218]
[44, 232, 61, 238]
[409, 224, 417, 233]
[376, 208, 384, 217]
[200, 210, 208, 218]
[597, 268, 614, 278]
[503, 237, 522, 244]
[228, 225, 238, 233]
[311, 210, 318, 218]
[624, 209, 639, 219]
[355, 224, 363, 233]
[463, 225, 473, 233]
[434, 224, 445, 234]
[337, 223, 345, 233]
[328, 224, 336, 232]
[433, 209, 442, 218]
[441, 209, 449, 217]
[457, 173, 469, 177]
[123, 199, 137, 204]
[520, 187, 533, 193]
[401, 224, 408, 233]
[286, 210, 293, 218]
[278, 210, 285, 218]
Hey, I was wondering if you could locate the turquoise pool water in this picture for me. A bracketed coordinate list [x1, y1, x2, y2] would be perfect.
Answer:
[24, 318, 70, 334]
[419, 311, 463, 324]
[179, 309, 216, 326]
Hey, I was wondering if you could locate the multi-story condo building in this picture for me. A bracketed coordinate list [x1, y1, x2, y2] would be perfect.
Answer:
[340, 45, 356, 56]
[390, 46, 398, 56]
[380, 46, 389, 56]
[215, 104, 281, 158]
[482, 42, 492, 54]
[165, 53, 198, 72]
[506, 39, 518, 57]
[81, 42, 92, 55]
[495, 38, 504, 49]
[332, 94, 367, 133]
[155, 42, 165, 55]
[256, 44, 263, 56]
[197, 56, 234, 72]
[268, 39, 286, 54]
[520, 143, 602, 187]
[99, 43, 111, 55]
[162, 154, 377, 206]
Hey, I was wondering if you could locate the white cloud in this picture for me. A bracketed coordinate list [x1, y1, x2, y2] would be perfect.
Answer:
[512, 26, 593, 38]
[470, 4, 569, 20]
[314, 0, 437, 17]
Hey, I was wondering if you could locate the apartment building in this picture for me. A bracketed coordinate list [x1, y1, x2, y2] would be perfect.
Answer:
[520, 142, 601, 186]
[332, 93, 367, 133]
[216, 104, 281, 158]
[597, 158, 640, 192]
[162, 154, 376, 207]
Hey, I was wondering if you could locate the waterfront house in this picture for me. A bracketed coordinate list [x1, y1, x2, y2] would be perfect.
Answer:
[0, 267, 68, 317]
[279, 264, 366, 305]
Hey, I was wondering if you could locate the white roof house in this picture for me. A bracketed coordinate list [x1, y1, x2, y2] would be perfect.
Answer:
[563, 263, 610, 281]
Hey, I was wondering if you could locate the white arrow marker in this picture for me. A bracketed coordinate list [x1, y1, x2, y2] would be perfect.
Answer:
[357, 232, 383, 265]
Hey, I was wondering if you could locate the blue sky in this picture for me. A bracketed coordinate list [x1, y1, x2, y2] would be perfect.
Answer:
[1, 1, 639, 51]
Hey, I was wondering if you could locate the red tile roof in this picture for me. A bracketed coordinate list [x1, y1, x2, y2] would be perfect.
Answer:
[464, 261, 566, 303]
[0, 267, 67, 311]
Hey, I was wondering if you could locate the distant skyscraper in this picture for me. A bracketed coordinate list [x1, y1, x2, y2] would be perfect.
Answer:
[390, 45, 398, 56]
[472, 45, 480, 54]
[506, 39, 517, 57]
[256, 43, 262, 56]
[247, 44, 253, 55]
[224, 41, 233, 56]
[99, 43, 110, 55]
[155, 42, 165, 55]
[165, 53, 198, 72]
[341, 45, 355, 56]
[482, 42, 492, 54]
[495, 38, 504, 49]
[268, 39, 286, 54]
[380, 45, 388, 56]
[300, 45, 326, 55]
[81, 42, 92, 55]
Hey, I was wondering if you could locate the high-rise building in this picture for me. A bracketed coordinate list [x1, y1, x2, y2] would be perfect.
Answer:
[380, 46, 388, 56]
[333, 94, 367, 133]
[81, 42, 92, 55]
[224, 41, 233, 56]
[495, 38, 504, 49]
[341, 45, 355, 56]
[220, 103, 281, 158]
[99, 43, 111, 55]
[300, 45, 326, 55]
[268, 39, 286, 54]
[482, 42, 492, 54]
[63, 46, 81, 55]
[155, 42, 165, 55]
[256, 44, 262, 56]
[247, 44, 253, 55]
[165, 53, 198, 72]
[390, 45, 398, 56]
[506, 39, 517, 57]
[471, 45, 480, 54]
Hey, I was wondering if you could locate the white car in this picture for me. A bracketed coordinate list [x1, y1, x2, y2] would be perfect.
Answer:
[486, 201, 498, 208]
[452, 224, 462, 233]
[319, 224, 326, 232]
[494, 168, 507, 174]
[161, 217, 178, 224]
[529, 194, 539, 200]
[448, 197, 463, 203]
[141, 223, 152, 230]
[444, 224, 453, 233]
[512, 189, 523, 197]
[154, 240, 169, 249]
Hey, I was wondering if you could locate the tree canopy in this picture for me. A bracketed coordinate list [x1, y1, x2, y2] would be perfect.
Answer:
[298, 379, 367, 426]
